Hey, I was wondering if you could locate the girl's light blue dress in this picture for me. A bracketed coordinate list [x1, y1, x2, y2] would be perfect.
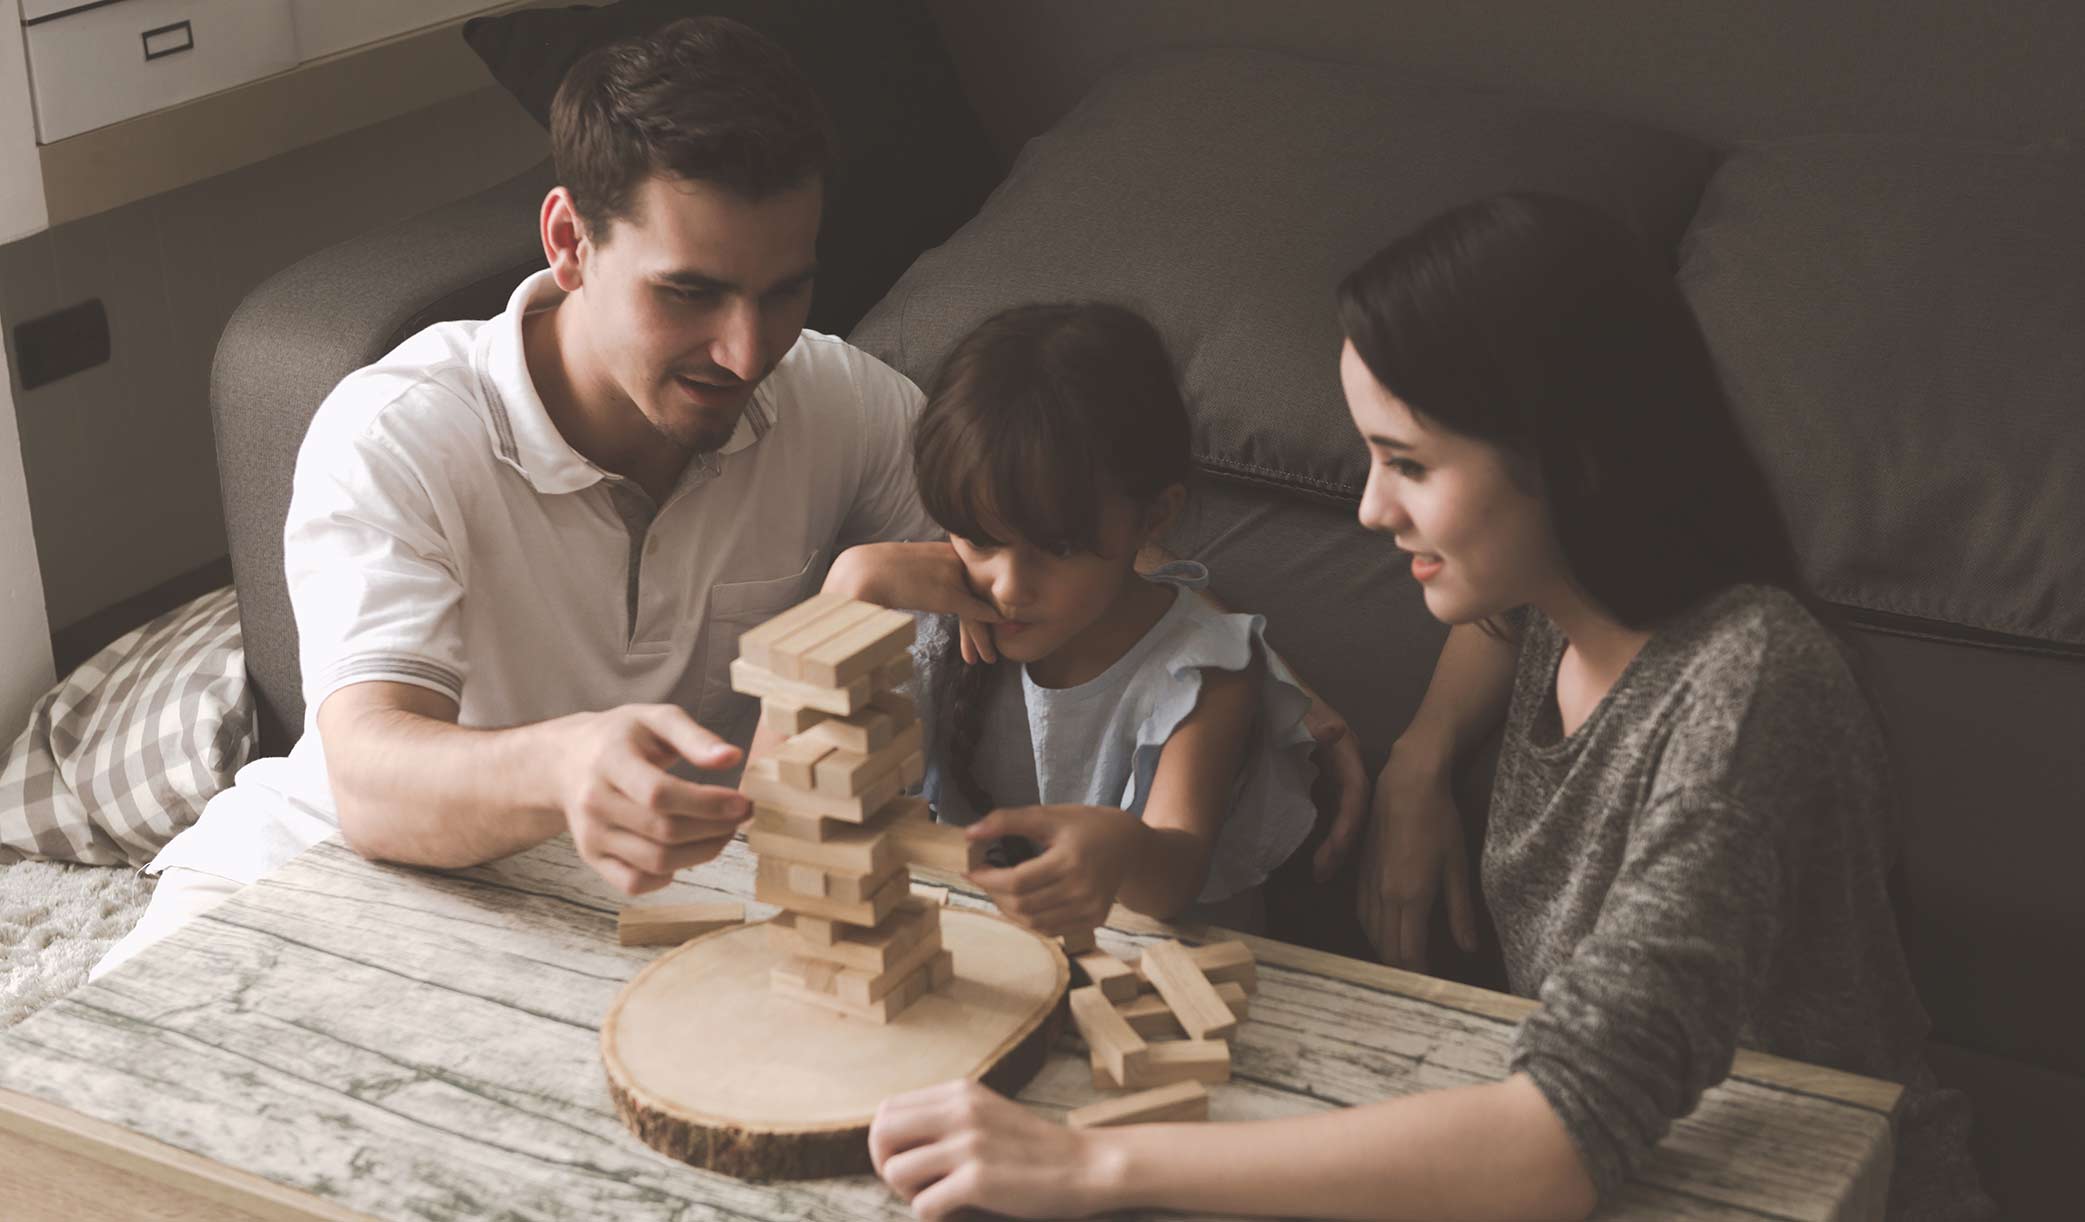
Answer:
[918, 562, 1318, 905]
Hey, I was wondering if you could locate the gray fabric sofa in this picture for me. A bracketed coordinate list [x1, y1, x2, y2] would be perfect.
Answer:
[212, 29, 2082, 1222]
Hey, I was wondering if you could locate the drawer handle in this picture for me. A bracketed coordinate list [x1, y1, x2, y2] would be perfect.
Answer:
[141, 19, 194, 62]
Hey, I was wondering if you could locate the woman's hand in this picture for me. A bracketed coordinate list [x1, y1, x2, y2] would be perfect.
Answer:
[962, 805, 1142, 935]
[1359, 737, 1478, 971]
[871, 1080, 1120, 1220]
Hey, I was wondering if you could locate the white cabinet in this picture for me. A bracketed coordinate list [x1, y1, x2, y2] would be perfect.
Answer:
[23, 0, 296, 143]
[288, 0, 494, 62]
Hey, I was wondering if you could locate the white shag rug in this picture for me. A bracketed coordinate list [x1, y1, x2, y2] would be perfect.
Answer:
[0, 857, 155, 1029]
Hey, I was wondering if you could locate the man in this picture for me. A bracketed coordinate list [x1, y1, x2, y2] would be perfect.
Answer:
[93, 17, 990, 977]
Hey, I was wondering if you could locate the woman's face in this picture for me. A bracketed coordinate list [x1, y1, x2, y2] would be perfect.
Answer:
[1339, 340, 1565, 624]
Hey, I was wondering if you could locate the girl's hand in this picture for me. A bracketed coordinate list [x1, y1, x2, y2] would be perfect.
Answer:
[1303, 702, 1370, 881]
[871, 1080, 1119, 1220]
[825, 541, 1002, 627]
[1359, 739, 1479, 971]
[963, 805, 1141, 935]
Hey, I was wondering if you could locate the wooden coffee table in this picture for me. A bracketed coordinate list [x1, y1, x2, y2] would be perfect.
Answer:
[0, 836, 1899, 1220]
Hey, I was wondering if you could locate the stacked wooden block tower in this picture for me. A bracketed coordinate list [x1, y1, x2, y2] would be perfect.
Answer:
[729, 592, 983, 1024]
[1062, 938, 1259, 1129]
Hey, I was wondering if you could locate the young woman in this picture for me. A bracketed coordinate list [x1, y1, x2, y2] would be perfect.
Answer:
[827, 302, 1320, 933]
[863, 195, 1992, 1220]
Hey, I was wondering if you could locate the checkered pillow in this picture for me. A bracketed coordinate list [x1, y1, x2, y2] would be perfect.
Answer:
[0, 587, 253, 866]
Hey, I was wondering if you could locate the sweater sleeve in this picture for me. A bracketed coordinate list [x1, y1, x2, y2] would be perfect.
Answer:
[1509, 781, 1785, 1200]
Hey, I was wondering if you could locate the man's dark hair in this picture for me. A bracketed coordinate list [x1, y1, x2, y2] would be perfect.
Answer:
[550, 16, 835, 237]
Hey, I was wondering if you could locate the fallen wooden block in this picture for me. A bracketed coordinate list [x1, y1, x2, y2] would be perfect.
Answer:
[1095, 1039, 1231, 1090]
[1118, 983, 1250, 1039]
[1065, 1081, 1209, 1130]
[616, 902, 746, 948]
[1075, 951, 1140, 1003]
[1068, 985, 1149, 1085]
[1136, 940, 1258, 996]
[731, 657, 871, 715]
[1138, 942, 1239, 1041]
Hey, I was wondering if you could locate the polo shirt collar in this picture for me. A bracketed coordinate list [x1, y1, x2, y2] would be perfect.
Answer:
[478, 269, 768, 497]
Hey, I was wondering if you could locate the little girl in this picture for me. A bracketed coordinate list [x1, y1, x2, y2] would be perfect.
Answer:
[823, 302, 1319, 933]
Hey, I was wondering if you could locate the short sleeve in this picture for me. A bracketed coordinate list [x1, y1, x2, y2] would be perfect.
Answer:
[1122, 594, 1319, 903]
[838, 347, 938, 548]
[286, 426, 468, 713]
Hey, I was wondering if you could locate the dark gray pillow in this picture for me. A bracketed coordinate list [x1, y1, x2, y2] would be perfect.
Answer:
[1680, 137, 2085, 647]
[850, 47, 1720, 503]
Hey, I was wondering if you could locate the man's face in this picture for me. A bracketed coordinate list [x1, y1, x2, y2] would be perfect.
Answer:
[576, 174, 820, 454]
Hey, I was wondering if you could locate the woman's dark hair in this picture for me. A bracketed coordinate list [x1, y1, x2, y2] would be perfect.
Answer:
[1336, 192, 1807, 629]
[551, 16, 834, 239]
[915, 303, 1191, 816]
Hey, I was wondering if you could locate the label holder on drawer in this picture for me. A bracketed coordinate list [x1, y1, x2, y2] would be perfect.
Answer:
[141, 19, 194, 62]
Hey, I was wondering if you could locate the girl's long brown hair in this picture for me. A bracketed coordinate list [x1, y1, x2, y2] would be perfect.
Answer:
[913, 303, 1190, 816]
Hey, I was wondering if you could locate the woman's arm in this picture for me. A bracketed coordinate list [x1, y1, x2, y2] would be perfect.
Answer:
[871, 1073, 1596, 1222]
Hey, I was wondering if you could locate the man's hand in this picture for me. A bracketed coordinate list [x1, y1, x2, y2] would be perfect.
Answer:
[962, 805, 1142, 936]
[1304, 700, 1369, 882]
[554, 704, 754, 895]
[1359, 739, 1478, 971]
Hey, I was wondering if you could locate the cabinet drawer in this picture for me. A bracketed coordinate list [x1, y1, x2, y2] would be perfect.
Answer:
[289, 0, 492, 62]
[25, 0, 296, 143]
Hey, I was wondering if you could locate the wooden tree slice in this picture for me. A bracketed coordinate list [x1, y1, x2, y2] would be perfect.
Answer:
[601, 907, 1069, 1180]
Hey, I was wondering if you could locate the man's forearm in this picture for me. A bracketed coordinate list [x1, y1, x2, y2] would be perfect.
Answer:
[329, 706, 568, 868]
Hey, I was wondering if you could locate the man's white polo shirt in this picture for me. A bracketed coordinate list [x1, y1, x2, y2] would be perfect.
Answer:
[151, 269, 936, 885]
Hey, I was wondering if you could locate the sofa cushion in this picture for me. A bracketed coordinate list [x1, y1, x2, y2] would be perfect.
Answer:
[850, 46, 1720, 503]
[1679, 136, 2085, 647]
[462, 0, 1000, 337]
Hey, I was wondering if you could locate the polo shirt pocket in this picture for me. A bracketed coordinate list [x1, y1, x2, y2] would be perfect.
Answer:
[694, 548, 826, 750]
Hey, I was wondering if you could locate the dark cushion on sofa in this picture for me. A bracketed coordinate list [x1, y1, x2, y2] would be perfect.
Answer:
[1679, 137, 2085, 648]
[849, 46, 1721, 504]
[463, 0, 1001, 337]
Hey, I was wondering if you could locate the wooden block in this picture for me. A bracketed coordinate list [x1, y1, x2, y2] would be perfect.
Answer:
[1060, 928, 1098, 955]
[821, 857, 908, 906]
[882, 803, 986, 875]
[910, 883, 950, 906]
[1076, 951, 1140, 1003]
[736, 591, 850, 671]
[798, 607, 916, 687]
[771, 955, 842, 995]
[1136, 940, 1258, 996]
[1118, 983, 1250, 1039]
[799, 705, 895, 754]
[761, 698, 828, 736]
[1137, 942, 1239, 1041]
[874, 653, 915, 690]
[1126, 1040, 1231, 1087]
[768, 900, 940, 974]
[749, 807, 833, 843]
[754, 858, 909, 927]
[616, 902, 746, 948]
[730, 657, 871, 715]
[742, 756, 903, 822]
[829, 922, 947, 1006]
[773, 734, 837, 789]
[786, 863, 827, 897]
[768, 599, 886, 681]
[747, 819, 895, 876]
[1066, 1081, 1209, 1130]
[811, 721, 927, 797]
[1068, 985, 1149, 1085]
[771, 943, 941, 1024]
[929, 946, 956, 988]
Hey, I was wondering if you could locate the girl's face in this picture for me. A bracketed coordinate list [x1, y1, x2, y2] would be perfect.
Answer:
[1339, 340, 1566, 624]
[950, 492, 1167, 666]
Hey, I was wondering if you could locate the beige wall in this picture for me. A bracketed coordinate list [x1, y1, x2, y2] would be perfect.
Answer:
[0, 86, 547, 634]
[929, 0, 2085, 160]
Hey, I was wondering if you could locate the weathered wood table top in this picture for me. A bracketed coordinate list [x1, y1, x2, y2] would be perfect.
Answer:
[0, 836, 1899, 1220]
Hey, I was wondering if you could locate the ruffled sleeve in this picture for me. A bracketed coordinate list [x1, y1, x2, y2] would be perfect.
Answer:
[1121, 564, 1320, 903]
